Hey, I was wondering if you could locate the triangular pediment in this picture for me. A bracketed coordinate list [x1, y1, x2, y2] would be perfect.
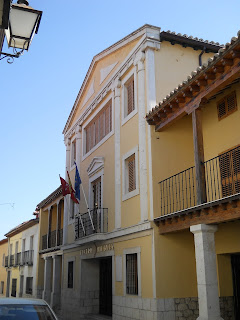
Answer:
[87, 157, 104, 177]
[100, 61, 118, 84]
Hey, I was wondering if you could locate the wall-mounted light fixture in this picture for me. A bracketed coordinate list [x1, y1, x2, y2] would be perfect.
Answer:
[0, 0, 42, 63]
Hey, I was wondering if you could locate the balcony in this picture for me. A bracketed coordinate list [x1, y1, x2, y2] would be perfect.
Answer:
[159, 145, 240, 216]
[22, 250, 34, 265]
[75, 208, 108, 240]
[9, 255, 14, 267]
[4, 256, 8, 267]
[16, 252, 21, 266]
[41, 229, 63, 251]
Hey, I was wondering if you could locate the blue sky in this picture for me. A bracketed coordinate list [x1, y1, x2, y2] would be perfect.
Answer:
[0, 0, 239, 239]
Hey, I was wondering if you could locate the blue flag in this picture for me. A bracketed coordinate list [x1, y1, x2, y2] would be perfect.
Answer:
[74, 162, 81, 201]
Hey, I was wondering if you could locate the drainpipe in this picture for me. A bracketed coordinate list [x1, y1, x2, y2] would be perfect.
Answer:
[199, 46, 206, 66]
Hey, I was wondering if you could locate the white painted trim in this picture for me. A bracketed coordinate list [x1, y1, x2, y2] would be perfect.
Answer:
[100, 61, 118, 84]
[87, 157, 104, 178]
[82, 94, 114, 161]
[62, 221, 152, 250]
[70, 138, 76, 171]
[123, 247, 141, 297]
[122, 145, 139, 201]
[121, 68, 138, 126]
[145, 48, 157, 221]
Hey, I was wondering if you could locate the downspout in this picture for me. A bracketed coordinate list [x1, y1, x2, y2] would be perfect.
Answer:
[199, 46, 206, 66]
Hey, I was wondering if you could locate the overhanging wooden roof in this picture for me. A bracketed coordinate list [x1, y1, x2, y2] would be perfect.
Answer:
[146, 31, 240, 131]
[5, 219, 39, 237]
[37, 185, 62, 209]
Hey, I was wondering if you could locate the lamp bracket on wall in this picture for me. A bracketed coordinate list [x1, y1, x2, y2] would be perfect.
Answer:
[0, 39, 26, 63]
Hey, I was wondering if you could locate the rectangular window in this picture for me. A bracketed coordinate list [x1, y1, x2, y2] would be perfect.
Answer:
[0, 281, 4, 294]
[11, 279, 17, 297]
[26, 277, 33, 295]
[92, 177, 102, 208]
[217, 91, 237, 120]
[127, 154, 136, 193]
[126, 76, 135, 116]
[85, 100, 112, 154]
[68, 261, 74, 288]
[2, 254, 5, 267]
[71, 140, 76, 167]
[219, 145, 240, 197]
[126, 253, 138, 295]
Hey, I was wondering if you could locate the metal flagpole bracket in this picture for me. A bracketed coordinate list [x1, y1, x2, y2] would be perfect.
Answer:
[0, 40, 26, 63]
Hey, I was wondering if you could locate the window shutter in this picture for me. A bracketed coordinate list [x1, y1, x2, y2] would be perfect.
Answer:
[128, 155, 136, 192]
[217, 91, 237, 120]
[127, 78, 134, 115]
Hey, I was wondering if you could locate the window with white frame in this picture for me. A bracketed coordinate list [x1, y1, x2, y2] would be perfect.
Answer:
[92, 177, 102, 208]
[126, 253, 138, 295]
[85, 100, 112, 154]
[122, 70, 137, 125]
[122, 146, 139, 201]
[123, 247, 141, 297]
[71, 139, 76, 167]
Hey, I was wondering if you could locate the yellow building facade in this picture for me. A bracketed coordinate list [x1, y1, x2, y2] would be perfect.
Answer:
[40, 24, 222, 320]
[4, 218, 39, 298]
[0, 238, 8, 296]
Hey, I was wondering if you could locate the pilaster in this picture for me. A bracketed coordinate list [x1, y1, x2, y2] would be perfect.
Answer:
[75, 125, 82, 169]
[190, 224, 223, 320]
[51, 255, 61, 309]
[42, 257, 52, 304]
[137, 52, 148, 222]
[63, 138, 71, 245]
[114, 78, 121, 229]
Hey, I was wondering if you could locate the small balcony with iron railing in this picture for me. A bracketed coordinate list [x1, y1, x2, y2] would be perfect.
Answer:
[41, 229, 63, 251]
[4, 256, 8, 267]
[159, 145, 240, 216]
[75, 208, 108, 240]
[9, 255, 14, 267]
[22, 250, 34, 266]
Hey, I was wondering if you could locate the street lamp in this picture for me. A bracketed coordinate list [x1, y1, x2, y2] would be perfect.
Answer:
[0, 0, 42, 63]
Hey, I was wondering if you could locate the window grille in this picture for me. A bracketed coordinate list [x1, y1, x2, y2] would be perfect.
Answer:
[85, 101, 112, 154]
[126, 77, 135, 116]
[127, 154, 136, 192]
[26, 277, 33, 294]
[126, 253, 138, 295]
[68, 261, 74, 288]
[217, 91, 237, 120]
[92, 177, 101, 208]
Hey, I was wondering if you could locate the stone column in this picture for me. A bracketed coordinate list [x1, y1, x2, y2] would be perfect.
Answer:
[63, 138, 71, 245]
[114, 79, 121, 229]
[190, 224, 223, 320]
[51, 255, 61, 309]
[42, 257, 52, 304]
[137, 52, 148, 222]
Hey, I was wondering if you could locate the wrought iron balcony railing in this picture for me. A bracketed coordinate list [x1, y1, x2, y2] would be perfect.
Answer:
[159, 145, 240, 216]
[22, 250, 34, 265]
[42, 229, 63, 250]
[16, 252, 22, 265]
[75, 208, 108, 240]
[9, 255, 14, 267]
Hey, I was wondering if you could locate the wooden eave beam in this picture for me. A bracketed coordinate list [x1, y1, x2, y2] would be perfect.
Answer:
[155, 60, 240, 132]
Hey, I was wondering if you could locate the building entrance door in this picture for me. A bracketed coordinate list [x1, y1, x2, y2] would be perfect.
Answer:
[99, 257, 112, 316]
[231, 254, 240, 320]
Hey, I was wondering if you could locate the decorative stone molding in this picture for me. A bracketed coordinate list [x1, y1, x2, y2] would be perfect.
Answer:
[87, 157, 104, 178]
[100, 61, 118, 84]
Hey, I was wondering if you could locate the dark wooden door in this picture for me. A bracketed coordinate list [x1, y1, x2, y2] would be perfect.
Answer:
[231, 254, 240, 320]
[99, 258, 112, 316]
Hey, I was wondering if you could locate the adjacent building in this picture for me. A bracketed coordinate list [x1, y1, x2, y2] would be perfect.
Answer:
[4, 217, 39, 298]
[0, 238, 8, 296]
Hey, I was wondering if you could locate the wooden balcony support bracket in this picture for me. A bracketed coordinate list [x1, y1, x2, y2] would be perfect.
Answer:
[155, 195, 240, 234]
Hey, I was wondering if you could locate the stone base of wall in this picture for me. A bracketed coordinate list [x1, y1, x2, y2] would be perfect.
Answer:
[113, 296, 234, 320]
[61, 290, 99, 320]
[220, 296, 234, 320]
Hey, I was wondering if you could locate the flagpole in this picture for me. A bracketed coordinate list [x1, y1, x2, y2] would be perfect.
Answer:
[81, 184, 95, 231]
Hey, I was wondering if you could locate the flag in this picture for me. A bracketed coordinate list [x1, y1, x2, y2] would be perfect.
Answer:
[60, 176, 70, 196]
[67, 170, 79, 204]
[74, 162, 81, 201]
